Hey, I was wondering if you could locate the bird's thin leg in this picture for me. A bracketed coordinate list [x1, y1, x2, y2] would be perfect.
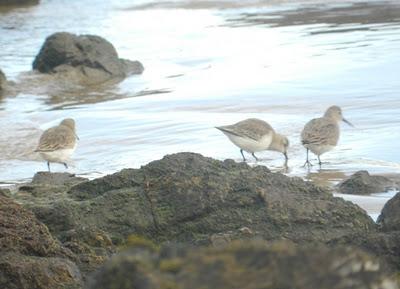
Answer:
[252, 153, 259, 162]
[318, 155, 322, 166]
[63, 162, 68, 169]
[240, 149, 246, 162]
[302, 149, 313, 167]
[47, 162, 51, 172]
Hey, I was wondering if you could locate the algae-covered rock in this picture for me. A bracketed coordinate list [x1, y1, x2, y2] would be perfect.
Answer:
[60, 227, 114, 278]
[377, 192, 400, 231]
[0, 195, 69, 256]
[87, 240, 398, 289]
[0, 196, 82, 289]
[330, 230, 400, 272]
[26, 153, 374, 246]
[0, 188, 11, 198]
[338, 171, 396, 195]
[32, 32, 144, 85]
[0, 253, 81, 289]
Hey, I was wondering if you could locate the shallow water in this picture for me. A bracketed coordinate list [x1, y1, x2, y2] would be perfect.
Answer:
[0, 0, 400, 214]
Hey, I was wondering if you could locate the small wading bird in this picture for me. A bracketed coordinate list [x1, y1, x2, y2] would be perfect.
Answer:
[35, 118, 79, 172]
[301, 106, 353, 167]
[216, 118, 289, 162]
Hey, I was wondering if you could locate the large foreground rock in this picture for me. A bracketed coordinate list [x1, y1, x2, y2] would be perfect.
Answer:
[86, 240, 398, 289]
[330, 230, 400, 271]
[338, 170, 396, 195]
[32, 32, 144, 85]
[17, 172, 113, 278]
[19, 153, 375, 247]
[329, 189, 400, 271]
[0, 196, 82, 289]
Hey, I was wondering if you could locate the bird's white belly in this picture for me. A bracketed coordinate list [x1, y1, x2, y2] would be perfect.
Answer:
[225, 133, 272, 153]
[307, 144, 335, 156]
[40, 148, 75, 163]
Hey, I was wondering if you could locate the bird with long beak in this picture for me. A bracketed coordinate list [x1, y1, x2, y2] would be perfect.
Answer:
[35, 118, 79, 172]
[216, 118, 289, 162]
[301, 106, 353, 166]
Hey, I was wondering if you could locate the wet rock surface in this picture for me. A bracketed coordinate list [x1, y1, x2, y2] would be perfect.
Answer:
[378, 192, 400, 231]
[18, 172, 87, 197]
[32, 32, 144, 85]
[20, 153, 375, 246]
[6, 153, 400, 288]
[338, 170, 397, 195]
[0, 196, 82, 289]
[86, 240, 398, 289]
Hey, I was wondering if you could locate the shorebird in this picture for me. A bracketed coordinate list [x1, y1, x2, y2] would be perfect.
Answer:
[301, 106, 353, 167]
[35, 118, 79, 172]
[216, 118, 289, 162]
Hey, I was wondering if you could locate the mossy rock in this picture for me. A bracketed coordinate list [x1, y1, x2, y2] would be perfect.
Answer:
[87, 240, 398, 289]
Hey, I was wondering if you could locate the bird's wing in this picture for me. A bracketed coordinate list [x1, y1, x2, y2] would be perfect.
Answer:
[301, 118, 339, 146]
[35, 126, 76, 152]
[217, 119, 273, 141]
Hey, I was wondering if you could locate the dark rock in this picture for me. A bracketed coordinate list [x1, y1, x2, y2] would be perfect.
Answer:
[86, 240, 398, 289]
[0, 188, 11, 198]
[377, 192, 400, 231]
[0, 195, 68, 256]
[24, 200, 114, 280]
[0, 196, 82, 289]
[0, 0, 38, 5]
[32, 32, 144, 85]
[0, 69, 6, 94]
[0, 253, 81, 289]
[330, 231, 400, 272]
[32, 172, 87, 187]
[338, 170, 396, 195]
[60, 227, 114, 278]
[18, 172, 87, 197]
[26, 153, 374, 246]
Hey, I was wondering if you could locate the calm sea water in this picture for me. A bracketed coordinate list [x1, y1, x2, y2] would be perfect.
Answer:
[1, 0, 400, 217]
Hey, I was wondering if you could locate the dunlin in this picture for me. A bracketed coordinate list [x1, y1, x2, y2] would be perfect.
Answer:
[301, 106, 353, 166]
[35, 118, 79, 171]
[216, 118, 289, 162]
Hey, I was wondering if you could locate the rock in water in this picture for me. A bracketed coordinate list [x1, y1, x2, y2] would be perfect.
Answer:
[86, 240, 398, 289]
[338, 170, 396, 195]
[32, 32, 144, 84]
[378, 192, 400, 231]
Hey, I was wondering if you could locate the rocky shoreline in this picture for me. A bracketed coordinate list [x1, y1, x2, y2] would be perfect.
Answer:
[0, 31, 144, 100]
[1, 152, 399, 288]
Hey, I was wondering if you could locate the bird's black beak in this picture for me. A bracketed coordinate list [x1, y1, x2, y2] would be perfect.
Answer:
[75, 133, 80, 140]
[342, 118, 354, 127]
